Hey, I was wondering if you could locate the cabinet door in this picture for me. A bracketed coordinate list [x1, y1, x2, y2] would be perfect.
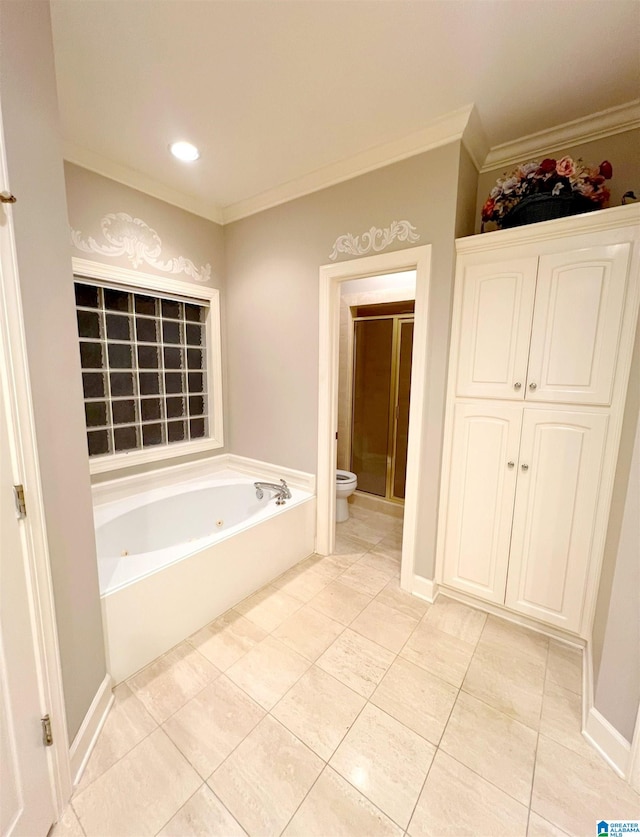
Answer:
[442, 403, 522, 602]
[505, 409, 608, 632]
[526, 244, 631, 405]
[455, 258, 538, 400]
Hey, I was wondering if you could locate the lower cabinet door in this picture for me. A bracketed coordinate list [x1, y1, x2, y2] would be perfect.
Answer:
[442, 403, 522, 603]
[505, 408, 608, 632]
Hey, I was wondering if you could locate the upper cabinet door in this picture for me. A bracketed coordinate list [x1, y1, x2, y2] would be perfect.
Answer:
[526, 244, 631, 405]
[455, 258, 538, 400]
[441, 403, 522, 603]
[505, 408, 608, 633]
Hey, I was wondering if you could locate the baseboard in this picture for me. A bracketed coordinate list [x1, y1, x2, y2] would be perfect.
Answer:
[69, 674, 114, 786]
[583, 706, 631, 779]
[412, 575, 439, 604]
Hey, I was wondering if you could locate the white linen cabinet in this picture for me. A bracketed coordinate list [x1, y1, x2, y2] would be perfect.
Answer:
[437, 205, 640, 637]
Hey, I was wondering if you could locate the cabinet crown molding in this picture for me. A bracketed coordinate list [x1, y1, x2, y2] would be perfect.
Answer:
[456, 204, 640, 255]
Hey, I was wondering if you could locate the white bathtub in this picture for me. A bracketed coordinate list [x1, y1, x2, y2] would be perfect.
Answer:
[94, 463, 316, 683]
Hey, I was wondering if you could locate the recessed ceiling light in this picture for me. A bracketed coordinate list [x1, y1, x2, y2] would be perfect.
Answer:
[169, 141, 200, 162]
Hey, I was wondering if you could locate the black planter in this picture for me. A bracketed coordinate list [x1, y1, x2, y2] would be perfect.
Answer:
[500, 194, 599, 229]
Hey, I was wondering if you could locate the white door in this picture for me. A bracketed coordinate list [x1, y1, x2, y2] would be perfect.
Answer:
[442, 403, 522, 603]
[526, 244, 631, 405]
[455, 257, 538, 400]
[0, 361, 55, 835]
[505, 408, 608, 632]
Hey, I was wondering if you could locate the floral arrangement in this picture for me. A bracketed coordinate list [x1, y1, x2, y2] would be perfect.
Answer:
[482, 156, 613, 226]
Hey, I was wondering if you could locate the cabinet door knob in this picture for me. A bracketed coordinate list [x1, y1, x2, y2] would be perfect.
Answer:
[513, 382, 522, 390]
[507, 461, 515, 469]
[529, 382, 537, 390]
[521, 463, 529, 471]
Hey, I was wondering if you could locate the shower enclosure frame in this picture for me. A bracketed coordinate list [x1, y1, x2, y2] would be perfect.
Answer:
[349, 311, 415, 503]
[316, 244, 433, 600]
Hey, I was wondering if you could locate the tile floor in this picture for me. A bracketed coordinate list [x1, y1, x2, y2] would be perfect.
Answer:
[54, 506, 639, 837]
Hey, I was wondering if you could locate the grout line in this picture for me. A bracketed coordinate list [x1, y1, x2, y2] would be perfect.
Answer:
[151, 782, 206, 836]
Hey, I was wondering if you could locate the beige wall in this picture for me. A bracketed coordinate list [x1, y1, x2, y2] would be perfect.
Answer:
[0, 1, 105, 741]
[476, 128, 640, 234]
[225, 142, 464, 577]
[592, 325, 640, 743]
[64, 163, 229, 481]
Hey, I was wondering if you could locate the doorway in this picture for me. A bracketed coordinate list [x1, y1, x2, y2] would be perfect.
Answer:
[316, 245, 432, 595]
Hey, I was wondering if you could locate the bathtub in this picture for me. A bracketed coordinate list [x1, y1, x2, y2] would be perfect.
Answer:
[94, 462, 316, 682]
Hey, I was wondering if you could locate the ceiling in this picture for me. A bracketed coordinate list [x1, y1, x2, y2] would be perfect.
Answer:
[50, 0, 640, 223]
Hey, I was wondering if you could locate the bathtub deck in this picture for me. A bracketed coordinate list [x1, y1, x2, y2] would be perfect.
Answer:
[56, 507, 633, 837]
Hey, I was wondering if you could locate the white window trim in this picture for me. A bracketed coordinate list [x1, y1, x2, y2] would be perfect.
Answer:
[72, 258, 224, 475]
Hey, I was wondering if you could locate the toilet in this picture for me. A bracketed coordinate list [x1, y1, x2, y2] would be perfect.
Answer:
[336, 470, 358, 522]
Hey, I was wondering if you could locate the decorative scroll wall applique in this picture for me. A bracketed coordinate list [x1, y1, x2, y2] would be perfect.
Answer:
[71, 213, 212, 283]
[329, 220, 420, 261]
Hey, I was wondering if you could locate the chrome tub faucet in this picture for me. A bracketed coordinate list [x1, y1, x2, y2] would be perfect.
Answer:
[254, 479, 292, 505]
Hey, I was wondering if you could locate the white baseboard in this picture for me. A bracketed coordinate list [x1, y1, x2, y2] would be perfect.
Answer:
[583, 706, 631, 779]
[69, 674, 113, 786]
[412, 575, 439, 604]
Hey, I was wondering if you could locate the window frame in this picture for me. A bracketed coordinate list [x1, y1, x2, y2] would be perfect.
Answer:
[72, 258, 224, 475]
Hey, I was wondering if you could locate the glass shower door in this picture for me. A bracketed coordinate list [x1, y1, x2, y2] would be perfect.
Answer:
[350, 318, 394, 496]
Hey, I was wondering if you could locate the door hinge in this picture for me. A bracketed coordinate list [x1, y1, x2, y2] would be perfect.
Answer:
[41, 714, 53, 747]
[13, 484, 26, 518]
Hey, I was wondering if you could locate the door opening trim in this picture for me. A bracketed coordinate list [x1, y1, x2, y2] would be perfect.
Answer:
[316, 245, 432, 594]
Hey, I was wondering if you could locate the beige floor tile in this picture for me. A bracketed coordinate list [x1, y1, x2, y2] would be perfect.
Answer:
[540, 680, 602, 765]
[76, 683, 157, 792]
[330, 703, 435, 829]
[532, 735, 640, 837]
[51, 805, 84, 837]
[408, 750, 529, 837]
[371, 657, 457, 745]
[272, 665, 366, 759]
[463, 643, 545, 729]
[375, 578, 430, 621]
[209, 715, 323, 836]
[440, 691, 537, 805]
[423, 596, 486, 644]
[350, 599, 418, 653]
[73, 728, 200, 837]
[283, 766, 403, 837]
[157, 785, 245, 837]
[162, 675, 265, 778]
[334, 530, 376, 555]
[311, 552, 363, 582]
[127, 643, 219, 724]
[372, 534, 403, 562]
[546, 642, 583, 695]
[273, 605, 344, 661]
[233, 584, 302, 631]
[357, 549, 400, 578]
[272, 564, 331, 602]
[308, 580, 372, 625]
[401, 621, 475, 688]
[527, 811, 570, 837]
[338, 561, 392, 597]
[188, 611, 267, 671]
[316, 628, 395, 697]
[337, 513, 394, 546]
[225, 636, 309, 710]
[480, 614, 549, 664]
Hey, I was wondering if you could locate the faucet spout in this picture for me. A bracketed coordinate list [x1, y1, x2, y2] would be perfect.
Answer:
[254, 479, 292, 504]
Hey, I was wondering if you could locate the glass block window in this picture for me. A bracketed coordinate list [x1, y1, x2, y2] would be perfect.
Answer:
[75, 280, 209, 459]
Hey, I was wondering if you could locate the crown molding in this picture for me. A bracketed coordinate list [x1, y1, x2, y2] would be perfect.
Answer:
[481, 100, 640, 174]
[456, 203, 640, 254]
[63, 141, 225, 225]
[221, 104, 475, 224]
[461, 104, 489, 171]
